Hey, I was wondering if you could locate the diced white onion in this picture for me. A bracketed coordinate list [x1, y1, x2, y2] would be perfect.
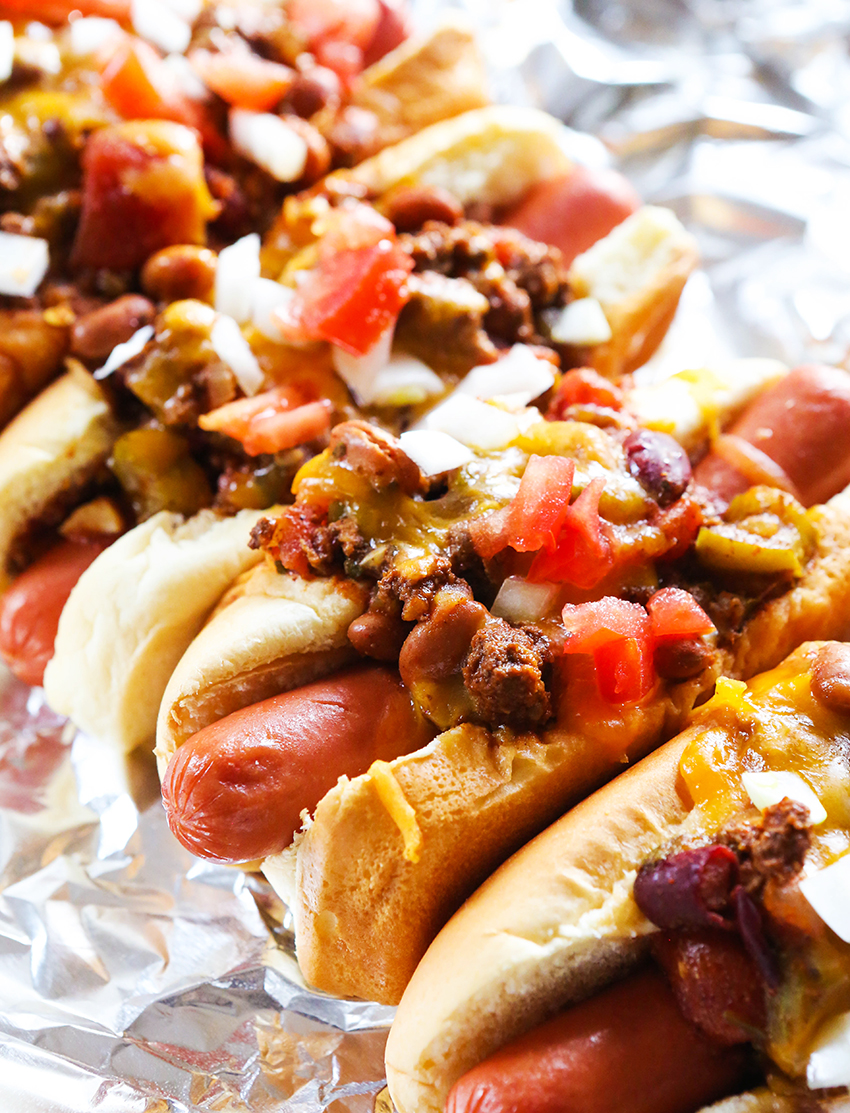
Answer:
[214, 233, 261, 324]
[398, 430, 473, 477]
[162, 0, 202, 19]
[0, 22, 13, 82]
[370, 357, 444, 407]
[0, 232, 49, 297]
[800, 852, 850, 943]
[456, 345, 556, 408]
[251, 277, 295, 342]
[24, 21, 51, 40]
[807, 1010, 850, 1088]
[229, 109, 308, 184]
[96, 325, 155, 379]
[741, 770, 827, 825]
[420, 395, 519, 451]
[514, 405, 544, 432]
[492, 577, 560, 623]
[210, 315, 264, 396]
[162, 52, 210, 101]
[549, 297, 612, 345]
[67, 17, 123, 56]
[332, 327, 394, 402]
[131, 0, 191, 55]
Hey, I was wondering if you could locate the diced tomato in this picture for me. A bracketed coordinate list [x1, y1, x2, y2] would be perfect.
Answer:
[315, 39, 365, 86]
[0, 0, 129, 20]
[317, 202, 395, 257]
[363, 0, 411, 68]
[288, 0, 381, 51]
[509, 455, 575, 553]
[102, 39, 192, 125]
[267, 503, 328, 578]
[189, 49, 295, 112]
[547, 367, 623, 420]
[199, 386, 331, 456]
[528, 476, 613, 588]
[562, 597, 654, 703]
[647, 587, 715, 642]
[70, 121, 217, 271]
[468, 507, 512, 562]
[656, 494, 704, 562]
[278, 240, 414, 357]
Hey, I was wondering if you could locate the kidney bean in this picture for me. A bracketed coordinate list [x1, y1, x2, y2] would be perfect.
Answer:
[624, 429, 692, 507]
[653, 636, 714, 680]
[384, 185, 464, 232]
[282, 115, 332, 183]
[287, 65, 342, 118]
[811, 642, 850, 714]
[141, 245, 218, 304]
[71, 295, 156, 362]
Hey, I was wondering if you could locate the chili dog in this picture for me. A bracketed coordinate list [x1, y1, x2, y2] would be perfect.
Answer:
[5, 98, 696, 751]
[385, 640, 850, 1113]
[154, 357, 850, 1006]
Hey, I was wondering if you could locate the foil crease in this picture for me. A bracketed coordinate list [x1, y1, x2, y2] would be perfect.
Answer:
[3, 1, 850, 1108]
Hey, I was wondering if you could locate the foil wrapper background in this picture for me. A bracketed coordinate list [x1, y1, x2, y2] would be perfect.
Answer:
[4, 1, 850, 1108]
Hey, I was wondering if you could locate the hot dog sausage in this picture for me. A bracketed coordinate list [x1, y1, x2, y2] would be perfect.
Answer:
[694, 364, 850, 507]
[0, 538, 110, 687]
[502, 166, 640, 268]
[446, 967, 753, 1113]
[162, 665, 434, 863]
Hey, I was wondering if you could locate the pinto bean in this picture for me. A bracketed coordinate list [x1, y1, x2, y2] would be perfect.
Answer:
[653, 636, 714, 680]
[399, 589, 488, 685]
[385, 185, 464, 232]
[624, 429, 692, 508]
[287, 66, 342, 118]
[811, 642, 850, 713]
[348, 610, 409, 661]
[141, 245, 218, 304]
[330, 420, 423, 494]
[283, 115, 332, 183]
[71, 295, 156, 362]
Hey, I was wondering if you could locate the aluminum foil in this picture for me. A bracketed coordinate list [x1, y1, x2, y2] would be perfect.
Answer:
[5, 1, 850, 1108]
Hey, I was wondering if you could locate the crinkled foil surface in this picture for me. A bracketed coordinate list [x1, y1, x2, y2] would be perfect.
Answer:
[4, 1, 850, 1109]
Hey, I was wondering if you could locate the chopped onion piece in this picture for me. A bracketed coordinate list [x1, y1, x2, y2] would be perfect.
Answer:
[0, 232, 49, 296]
[398, 430, 472, 477]
[211, 315, 264, 396]
[162, 0, 202, 19]
[421, 395, 519, 451]
[741, 770, 827, 825]
[131, 0, 191, 55]
[457, 345, 556, 407]
[67, 17, 123, 55]
[229, 109, 308, 184]
[332, 326, 394, 402]
[0, 22, 13, 82]
[251, 277, 295, 342]
[162, 52, 209, 100]
[800, 852, 850, 943]
[807, 1011, 850, 1088]
[215, 233, 261, 324]
[492, 577, 560, 623]
[370, 357, 444, 407]
[96, 325, 155, 379]
[549, 297, 612, 345]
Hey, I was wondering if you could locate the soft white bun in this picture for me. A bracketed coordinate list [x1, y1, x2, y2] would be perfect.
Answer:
[154, 561, 369, 776]
[336, 105, 574, 209]
[0, 365, 119, 589]
[385, 642, 843, 1113]
[43, 508, 268, 754]
[352, 16, 489, 150]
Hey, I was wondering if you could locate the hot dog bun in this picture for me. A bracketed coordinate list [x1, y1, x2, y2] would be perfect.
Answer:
[0, 364, 119, 591]
[42, 508, 269, 754]
[384, 641, 850, 1113]
[154, 459, 850, 1005]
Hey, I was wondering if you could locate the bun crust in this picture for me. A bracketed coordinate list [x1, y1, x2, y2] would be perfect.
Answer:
[0, 366, 119, 588]
[43, 508, 268, 754]
[155, 562, 369, 775]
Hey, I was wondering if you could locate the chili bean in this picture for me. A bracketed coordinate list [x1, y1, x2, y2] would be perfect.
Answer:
[399, 589, 488, 685]
[71, 295, 156, 362]
[385, 185, 464, 232]
[283, 115, 332, 183]
[624, 429, 692, 508]
[287, 66, 342, 118]
[348, 610, 409, 661]
[141, 245, 218, 304]
[811, 642, 850, 713]
[653, 636, 714, 680]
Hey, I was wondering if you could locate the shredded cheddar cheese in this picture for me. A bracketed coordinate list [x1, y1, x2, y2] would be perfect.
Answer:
[369, 760, 423, 864]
